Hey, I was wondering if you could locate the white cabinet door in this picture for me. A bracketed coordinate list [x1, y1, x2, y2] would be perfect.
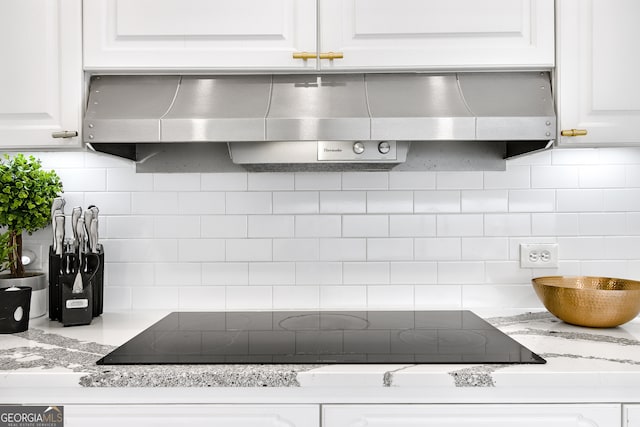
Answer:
[83, 0, 317, 70]
[323, 404, 620, 427]
[65, 404, 318, 427]
[557, 0, 640, 145]
[626, 404, 640, 427]
[0, 0, 82, 148]
[319, 0, 555, 70]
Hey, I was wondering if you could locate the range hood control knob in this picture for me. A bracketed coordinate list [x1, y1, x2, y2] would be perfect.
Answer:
[353, 142, 365, 155]
[378, 141, 391, 154]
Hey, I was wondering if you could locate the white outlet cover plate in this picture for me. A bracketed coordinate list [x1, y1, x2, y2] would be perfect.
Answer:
[520, 243, 559, 268]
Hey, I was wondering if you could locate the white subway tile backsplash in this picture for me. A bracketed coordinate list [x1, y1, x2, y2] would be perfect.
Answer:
[484, 165, 530, 189]
[132, 192, 179, 215]
[414, 238, 461, 261]
[179, 287, 226, 310]
[343, 262, 389, 285]
[578, 213, 626, 236]
[414, 285, 462, 309]
[320, 191, 366, 213]
[132, 287, 180, 310]
[580, 261, 630, 279]
[273, 239, 319, 261]
[179, 239, 225, 262]
[105, 263, 155, 286]
[106, 216, 154, 238]
[367, 285, 414, 308]
[319, 238, 366, 261]
[509, 190, 556, 212]
[155, 263, 202, 286]
[201, 215, 247, 238]
[273, 286, 319, 309]
[437, 214, 483, 236]
[389, 262, 437, 285]
[485, 261, 532, 284]
[201, 173, 247, 191]
[155, 216, 200, 238]
[179, 192, 225, 215]
[226, 192, 272, 214]
[462, 285, 540, 309]
[556, 189, 604, 212]
[226, 286, 272, 310]
[531, 165, 578, 188]
[414, 191, 460, 213]
[343, 172, 388, 190]
[461, 190, 508, 213]
[57, 168, 107, 192]
[249, 262, 295, 285]
[343, 215, 388, 237]
[295, 215, 341, 238]
[154, 173, 201, 191]
[604, 236, 640, 260]
[273, 192, 319, 214]
[579, 165, 626, 188]
[202, 262, 248, 286]
[367, 238, 413, 261]
[85, 192, 132, 215]
[557, 237, 605, 260]
[226, 239, 272, 262]
[319, 286, 367, 309]
[248, 173, 294, 191]
[295, 172, 341, 190]
[107, 167, 154, 192]
[19, 146, 640, 312]
[531, 213, 579, 236]
[104, 239, 178, 263]
[603, 189, 640, 211]
[389, 171, 436, 190]
[436, 171, 483, 189]
[438, 262, 484, 284]
[389, 215, 435, 237]
[461, 238, 509, 261]
[484, 214, 531, 236]
[295, 262, 343, 285]
[249, 215, 294, 238]
[103, 287, 132, 310]
[367, 191, 413, 213]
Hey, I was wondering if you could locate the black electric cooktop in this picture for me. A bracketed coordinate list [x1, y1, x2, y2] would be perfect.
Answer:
[96, 310, 545, 365]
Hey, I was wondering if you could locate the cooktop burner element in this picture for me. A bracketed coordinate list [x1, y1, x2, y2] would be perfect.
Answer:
[96, 310, 546, 365]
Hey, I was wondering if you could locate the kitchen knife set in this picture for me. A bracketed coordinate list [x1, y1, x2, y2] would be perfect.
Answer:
[48, 197, 104, 326]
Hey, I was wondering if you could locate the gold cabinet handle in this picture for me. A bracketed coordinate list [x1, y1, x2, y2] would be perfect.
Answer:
[561, 129, 588, 137]
[293, 51, 344, 60]
[293, 51, 317, 60]
[319, 51, 343, 60]
[51, 130, 78, 139]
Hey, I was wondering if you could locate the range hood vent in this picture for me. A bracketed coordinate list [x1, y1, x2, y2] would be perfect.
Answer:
[84, 72, 555, 168]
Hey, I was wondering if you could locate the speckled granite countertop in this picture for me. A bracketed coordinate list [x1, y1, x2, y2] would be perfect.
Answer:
[2, 310, 640, 393]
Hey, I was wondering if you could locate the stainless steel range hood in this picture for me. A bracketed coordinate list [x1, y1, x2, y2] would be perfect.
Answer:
[84, 72, 555, 169]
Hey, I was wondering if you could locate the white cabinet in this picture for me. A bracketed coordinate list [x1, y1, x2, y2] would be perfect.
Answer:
[323, 404, 621, 427]
[83, 0, 318, 70]
[320, 0, 554, 70]
[557, 0, 640, 145]
[65, 404, 319, 427]
[626, 405, 640, 427]
[83, 0, 554, 71]
[0, 0, 82, 148]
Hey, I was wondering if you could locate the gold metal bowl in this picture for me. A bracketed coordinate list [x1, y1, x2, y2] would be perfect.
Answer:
[532, 276, 640, 328]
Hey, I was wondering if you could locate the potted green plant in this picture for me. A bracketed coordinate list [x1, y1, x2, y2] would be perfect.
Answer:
[0, 153, 63, 321]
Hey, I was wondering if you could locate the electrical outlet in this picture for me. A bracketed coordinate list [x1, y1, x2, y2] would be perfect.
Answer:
[520, 243, 559, 268]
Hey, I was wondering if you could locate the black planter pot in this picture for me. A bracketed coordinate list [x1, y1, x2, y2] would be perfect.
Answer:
[0, 286, 32, 333]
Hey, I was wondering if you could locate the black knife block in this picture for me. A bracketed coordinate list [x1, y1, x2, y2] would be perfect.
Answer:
[49, 245, 104, 325]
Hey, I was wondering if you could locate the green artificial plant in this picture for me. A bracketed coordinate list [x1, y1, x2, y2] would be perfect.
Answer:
[0, 154, 63, 278]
